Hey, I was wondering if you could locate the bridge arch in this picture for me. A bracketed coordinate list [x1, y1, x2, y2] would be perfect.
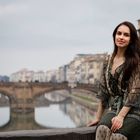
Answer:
[0, 90, 16, 106]
[0, 89, 12, 99]
[33, 88, 69, 98]
[0, 82, 97, 112]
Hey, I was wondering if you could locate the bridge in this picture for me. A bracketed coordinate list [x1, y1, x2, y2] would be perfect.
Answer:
[0, 82, 97, 112]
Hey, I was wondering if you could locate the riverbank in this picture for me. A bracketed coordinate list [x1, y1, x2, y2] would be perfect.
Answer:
[59, 89, 98, 110]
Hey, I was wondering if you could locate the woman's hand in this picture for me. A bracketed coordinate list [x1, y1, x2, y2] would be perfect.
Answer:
[87, 119, 99, 127]
[111, 106, 130, 132]
[111, 115, 124, 132]
[87, 100, 104, 127]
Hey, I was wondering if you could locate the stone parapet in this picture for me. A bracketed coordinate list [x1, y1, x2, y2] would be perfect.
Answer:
[0, 126, 96, 140]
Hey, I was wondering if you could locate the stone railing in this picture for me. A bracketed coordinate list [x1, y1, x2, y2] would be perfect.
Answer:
[0, 126, 96, 140]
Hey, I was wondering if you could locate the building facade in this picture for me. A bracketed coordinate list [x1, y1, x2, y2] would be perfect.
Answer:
[9, 53, 108, 84]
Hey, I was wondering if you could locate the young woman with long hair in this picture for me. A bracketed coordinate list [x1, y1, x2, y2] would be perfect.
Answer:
[88, 21, 140, 140]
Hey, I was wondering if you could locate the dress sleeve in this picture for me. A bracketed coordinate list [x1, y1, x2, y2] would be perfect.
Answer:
[96, 56, 110, 108]
[124, 64, 140, 108]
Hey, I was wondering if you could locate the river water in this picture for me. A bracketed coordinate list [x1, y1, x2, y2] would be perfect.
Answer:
[0, 90, 97, 131]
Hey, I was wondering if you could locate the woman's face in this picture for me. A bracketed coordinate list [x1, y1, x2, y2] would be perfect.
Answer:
[115, 25, 131, 49]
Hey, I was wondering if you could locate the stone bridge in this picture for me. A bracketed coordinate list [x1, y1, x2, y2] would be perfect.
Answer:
[0, 82, 97, 112]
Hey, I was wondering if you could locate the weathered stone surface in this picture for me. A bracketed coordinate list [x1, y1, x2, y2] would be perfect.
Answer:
[0, 82, 96, 112]
[0, 126, 96, 140]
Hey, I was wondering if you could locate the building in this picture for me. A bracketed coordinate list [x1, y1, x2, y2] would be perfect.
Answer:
[138, 19, 140, 37]
[32, 71, 46, 82]
[0, 75, 9, 82]
[58, 65, 67, 83]
[10, 68, 34, 82]
[66, 53, 108, 87]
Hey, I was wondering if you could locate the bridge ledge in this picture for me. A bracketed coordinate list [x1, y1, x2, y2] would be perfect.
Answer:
[0, 126, 96, 140]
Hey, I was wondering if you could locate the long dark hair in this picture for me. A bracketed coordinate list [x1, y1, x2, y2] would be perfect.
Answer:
[112, 21, 140, 83]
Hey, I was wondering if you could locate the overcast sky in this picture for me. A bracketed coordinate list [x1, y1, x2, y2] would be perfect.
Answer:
[0, 0, 140, 76]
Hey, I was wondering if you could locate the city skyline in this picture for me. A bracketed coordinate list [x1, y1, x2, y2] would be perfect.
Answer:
[0, 0, 140, 76]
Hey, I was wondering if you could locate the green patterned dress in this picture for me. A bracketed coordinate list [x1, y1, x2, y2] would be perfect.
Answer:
[97, 55, 140, 139]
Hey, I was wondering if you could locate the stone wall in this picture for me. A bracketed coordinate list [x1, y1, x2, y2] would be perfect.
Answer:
[0, 126, 96, 140]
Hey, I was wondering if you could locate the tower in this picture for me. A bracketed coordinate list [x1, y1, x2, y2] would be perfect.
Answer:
[137, 19, 140, 37]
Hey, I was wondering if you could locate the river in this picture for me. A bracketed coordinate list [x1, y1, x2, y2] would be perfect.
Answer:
[0, 90, 97, 131]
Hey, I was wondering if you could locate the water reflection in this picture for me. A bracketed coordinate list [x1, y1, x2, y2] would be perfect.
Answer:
[0, 93, 10, 127]
[0, 107, 10, 127]
[35, 92, 96, 128]
[64, 101, 96, 127]
[0, 90, 97, 131]
[35, 105, 76, 128]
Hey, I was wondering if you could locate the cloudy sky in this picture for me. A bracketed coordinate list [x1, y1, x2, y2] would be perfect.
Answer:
[0, 0, 140, 76]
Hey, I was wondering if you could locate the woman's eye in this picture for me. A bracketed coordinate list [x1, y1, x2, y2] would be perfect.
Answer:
[116, 31, 130, 37]
[117, 32, 122, 35]
[124, 33, 130, 37]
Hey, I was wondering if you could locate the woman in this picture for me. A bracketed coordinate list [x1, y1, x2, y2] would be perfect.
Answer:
[88, 21, 140, 140]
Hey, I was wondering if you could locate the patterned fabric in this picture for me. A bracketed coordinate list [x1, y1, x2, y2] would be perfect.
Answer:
[96, 125, 112, 140]
[97, 54, 140, 120]
[96, 125, 127, 140]
[97, 112, 140, 140]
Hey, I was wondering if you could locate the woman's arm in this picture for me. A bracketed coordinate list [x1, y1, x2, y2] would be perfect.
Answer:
[111, 106, 131, 132]
[96, 100, 105, 121]
[88, 56, 110, 127]
[87, 100, 105, 126]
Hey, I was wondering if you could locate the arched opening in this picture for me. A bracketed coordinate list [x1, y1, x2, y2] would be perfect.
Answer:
[0, 93, 10, 127]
